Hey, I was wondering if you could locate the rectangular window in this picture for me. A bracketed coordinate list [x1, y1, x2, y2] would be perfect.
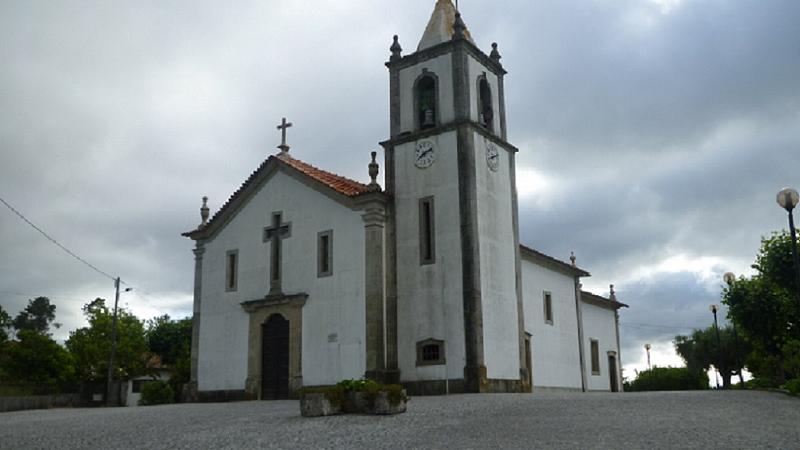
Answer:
[419, 197, 435, 265]
[318, 230, 333, 277]
[591, 339, 600, 375]
[543, 291, 553, 325]
[226, 250, 238, 292]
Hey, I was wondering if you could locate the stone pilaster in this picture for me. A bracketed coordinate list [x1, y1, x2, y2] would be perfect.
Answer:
[574, 281, 588, 392]
[362, 203, 386, 380]
[189, 242, 205, 400]
[509, 152, 529, 392]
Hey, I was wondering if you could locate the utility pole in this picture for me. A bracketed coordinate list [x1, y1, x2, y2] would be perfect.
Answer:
[106, 277, 121, 406]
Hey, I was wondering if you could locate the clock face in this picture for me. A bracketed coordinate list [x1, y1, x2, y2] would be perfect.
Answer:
[414, 140, 436, 169]
[486, 143, 500, 172]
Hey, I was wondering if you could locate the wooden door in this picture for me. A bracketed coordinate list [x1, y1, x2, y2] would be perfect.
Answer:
[608, 354, 619, 392]
[261, 314, 290, 400]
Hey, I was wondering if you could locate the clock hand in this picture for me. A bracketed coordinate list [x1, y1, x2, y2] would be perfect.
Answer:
[419, 149, 432, 158]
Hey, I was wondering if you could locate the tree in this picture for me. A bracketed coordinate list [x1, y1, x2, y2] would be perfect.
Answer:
[2, 330, 75, 392]
[723, 230, 800, 384]
[0, 304, 11, 343]
[675, 326, 750, 389]
[13, 296, 56, 335]
[66, 298, 148, 382]
[146, 315, 192, 397]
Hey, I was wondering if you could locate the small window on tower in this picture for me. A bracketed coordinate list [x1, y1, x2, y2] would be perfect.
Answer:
[416, 338, 445, 366]
[543, 291, 553, 324]
[318, 230, 333, 278]
[226, 250, 238, 292]
[419, 197, 435, 265]
[416, 74, 437, 130]
[478, 76, 493, 130]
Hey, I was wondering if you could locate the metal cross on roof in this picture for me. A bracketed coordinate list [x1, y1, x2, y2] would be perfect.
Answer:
[277, 117, 293, 153]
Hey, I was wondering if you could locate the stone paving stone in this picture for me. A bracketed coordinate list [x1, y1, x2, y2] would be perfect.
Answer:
[0, 390, 797, 449]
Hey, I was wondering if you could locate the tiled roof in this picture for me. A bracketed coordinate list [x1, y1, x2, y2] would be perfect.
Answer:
[275, 152, 372, 198]
[581, 290, 629, 309]
[182, 152, 376, 239]
[519, 244, 590, 277]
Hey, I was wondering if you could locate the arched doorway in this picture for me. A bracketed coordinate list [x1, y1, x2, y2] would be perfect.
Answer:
[261, 314, 290, 400]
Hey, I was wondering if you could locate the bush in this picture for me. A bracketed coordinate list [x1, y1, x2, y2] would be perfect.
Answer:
[782, 378, 800, 395]
[627, 367, 709, 392]
[138, 380, 174, 406]
[743, 377, 781, 390]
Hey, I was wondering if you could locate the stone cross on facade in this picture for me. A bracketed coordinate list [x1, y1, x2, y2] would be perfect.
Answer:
[263, 212, 292, 295]
[277, 117, 293, 153]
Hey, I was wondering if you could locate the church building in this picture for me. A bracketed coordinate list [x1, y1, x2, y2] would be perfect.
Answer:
[182, 0, 627, 400]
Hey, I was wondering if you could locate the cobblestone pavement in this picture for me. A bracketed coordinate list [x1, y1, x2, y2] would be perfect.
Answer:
[1, 390, 798, 449]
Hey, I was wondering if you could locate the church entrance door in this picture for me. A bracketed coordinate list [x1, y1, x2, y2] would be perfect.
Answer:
[608, 354, 619, 392]
[261, 314, 290, 400]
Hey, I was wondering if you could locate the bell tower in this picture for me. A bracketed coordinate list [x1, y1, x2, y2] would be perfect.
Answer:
[381, 0, 528, 393]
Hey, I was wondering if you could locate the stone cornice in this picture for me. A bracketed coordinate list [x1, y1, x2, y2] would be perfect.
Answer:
[380, 120, 519, 153]
[241, 293, 308, 313]
[386, 38, 506, 77]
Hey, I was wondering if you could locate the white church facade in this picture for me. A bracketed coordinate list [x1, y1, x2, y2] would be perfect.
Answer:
[183, 0, 627, 400]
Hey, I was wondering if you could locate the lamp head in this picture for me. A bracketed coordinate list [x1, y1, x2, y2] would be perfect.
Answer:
[777, 187, 799, 212]
[723, 272, 735, 286]
[644, 343, 651, 350]
[709, 304, 719, 313]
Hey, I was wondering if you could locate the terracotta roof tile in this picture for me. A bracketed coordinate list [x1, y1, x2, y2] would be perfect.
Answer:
[275, 152, 372, 197]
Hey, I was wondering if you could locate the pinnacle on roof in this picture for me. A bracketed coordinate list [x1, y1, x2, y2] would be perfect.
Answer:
[417, 0, 475, 51]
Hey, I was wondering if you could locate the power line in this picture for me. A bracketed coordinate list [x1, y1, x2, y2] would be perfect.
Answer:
[0, 195, 116, 282]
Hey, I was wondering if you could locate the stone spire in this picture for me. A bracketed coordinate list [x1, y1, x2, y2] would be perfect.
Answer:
[570, 251, 576, 267]
[390, 35, 403, 62]
[609, 284, 617, 301]
[368, 151, 381, 190]
[200, 196, 209, 226]
[417, 0, 474, 51]
[490, 42, 502, 64]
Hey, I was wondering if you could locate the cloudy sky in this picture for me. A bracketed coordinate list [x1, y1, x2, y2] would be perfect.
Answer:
[1, 0, 798, 379]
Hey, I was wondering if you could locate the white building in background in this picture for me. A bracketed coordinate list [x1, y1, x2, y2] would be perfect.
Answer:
[182, 0, 627, 400]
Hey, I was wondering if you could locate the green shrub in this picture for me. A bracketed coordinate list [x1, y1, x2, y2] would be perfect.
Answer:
[744, 377, 781, 390]
[782, 378, 800, 395]
[138, 380, 174, 406]
[627, 367, 709, 392]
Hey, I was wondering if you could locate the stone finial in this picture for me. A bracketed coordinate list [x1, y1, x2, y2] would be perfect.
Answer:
[452, 12, 466, 40]
[390, 35, 403, 62]
[368, 151, 380, 190]
[490, 42, 502, 63]
[200, 196, 209, 226]
[609, 284, 617, 301]
[570, 251, 576, 267]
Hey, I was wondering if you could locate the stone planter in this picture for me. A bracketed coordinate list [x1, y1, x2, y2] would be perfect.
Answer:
[299, 392, 342, 417]
[343, 390, 407, 415]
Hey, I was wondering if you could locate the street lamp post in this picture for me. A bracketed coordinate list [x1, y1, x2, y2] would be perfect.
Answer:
[106, 279, 132, 406]
[709, 304, 723, 389]
[776, 187, 800, 328]
[724, 272, 745, 387]
[644, 343, 651, 370]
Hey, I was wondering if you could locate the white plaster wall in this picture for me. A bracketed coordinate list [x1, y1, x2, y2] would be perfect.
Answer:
[398, 54, 454, 133]
[198, 169, 366, 391]
[521, 260, 583, 389]
[474, 133, 519, 380]
[582, 301, 620, 391]
[394, 132, 466, 382]
[467, 55, 501, 136]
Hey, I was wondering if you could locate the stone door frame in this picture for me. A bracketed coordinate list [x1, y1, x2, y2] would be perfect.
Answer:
[242, 294, 306, 399]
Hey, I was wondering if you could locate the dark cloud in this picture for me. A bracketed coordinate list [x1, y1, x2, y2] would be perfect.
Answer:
[1, 0, 797, 374]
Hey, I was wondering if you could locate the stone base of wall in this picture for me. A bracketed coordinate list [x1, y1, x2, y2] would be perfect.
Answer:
[0, 394, 80, 413]
[403, 378, 526, 395]
[195, 389, 254, 403]
[532, 385, 584, 393]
